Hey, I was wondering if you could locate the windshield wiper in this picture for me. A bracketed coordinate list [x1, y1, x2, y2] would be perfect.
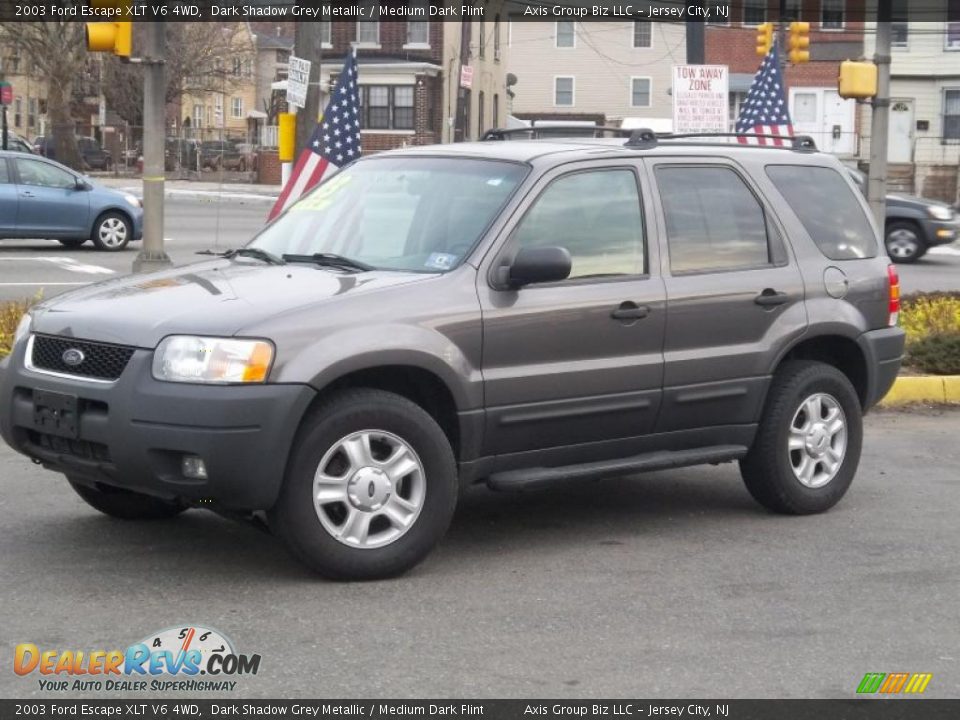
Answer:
[197, 248, 285, 265]
[281, 253, 374, 272]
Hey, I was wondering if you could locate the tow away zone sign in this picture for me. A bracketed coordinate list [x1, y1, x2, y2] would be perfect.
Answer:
[672, 65, 729, 134]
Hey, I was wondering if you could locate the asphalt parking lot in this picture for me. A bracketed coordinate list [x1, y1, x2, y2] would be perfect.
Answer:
[1, 408, 958, 699]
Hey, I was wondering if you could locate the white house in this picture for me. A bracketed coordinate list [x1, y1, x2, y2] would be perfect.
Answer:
[505, 21, 686, 127]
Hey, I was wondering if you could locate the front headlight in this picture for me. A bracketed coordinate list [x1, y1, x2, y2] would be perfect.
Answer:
[927, 205, 954, 221]
[13, 314, 32, 346]
[152, 336, 274, 384]
[123, 193, 142, 209]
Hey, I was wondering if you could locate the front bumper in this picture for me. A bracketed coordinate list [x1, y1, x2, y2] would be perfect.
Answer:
[0, 338, 315, 510]
[922, 218, 957, 247]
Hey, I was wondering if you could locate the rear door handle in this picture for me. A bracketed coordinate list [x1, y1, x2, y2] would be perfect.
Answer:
[754, 289, 790, 307]
[611, 302, 650, 320]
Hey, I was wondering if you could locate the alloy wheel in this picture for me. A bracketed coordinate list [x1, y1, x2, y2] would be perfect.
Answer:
[788, 392, 847, 489]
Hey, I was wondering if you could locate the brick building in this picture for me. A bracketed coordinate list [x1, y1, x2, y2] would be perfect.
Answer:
[705, 1, 865, 156]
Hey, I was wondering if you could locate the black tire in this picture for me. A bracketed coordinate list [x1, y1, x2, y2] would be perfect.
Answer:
[740, 360, 862, 515]
[58, 238, 86, 249]
[90, 211, 132, 251]
[68, 478, 186, 520]
[885, 221, 926, 264]
[269, 389, 458, 580]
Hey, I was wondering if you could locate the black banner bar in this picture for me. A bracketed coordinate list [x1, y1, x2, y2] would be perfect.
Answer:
[2, 700, 959, 720]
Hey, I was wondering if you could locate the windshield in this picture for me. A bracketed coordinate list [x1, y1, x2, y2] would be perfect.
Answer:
[249, 157, 527, 273]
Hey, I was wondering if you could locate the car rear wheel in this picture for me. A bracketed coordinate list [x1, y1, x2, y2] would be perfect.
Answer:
[740, 361, 862, 515]
[885, 221, 926, 263]
[68, 478, 186, 520]
[269, 389, 458, 580]
[58, 238, 86, 249]
[91, 211, 131, 251]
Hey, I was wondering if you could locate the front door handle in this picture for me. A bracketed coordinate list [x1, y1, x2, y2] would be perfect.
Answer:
[754, 289, 790, 307]
[20, 191, 35, 198]
[611, 301, 650, 320]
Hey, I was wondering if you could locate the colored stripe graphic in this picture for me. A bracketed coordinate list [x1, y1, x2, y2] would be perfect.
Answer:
[857, 672, 932, 694]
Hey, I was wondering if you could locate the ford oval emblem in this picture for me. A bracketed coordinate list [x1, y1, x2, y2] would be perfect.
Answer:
[62, 348, 85, 367]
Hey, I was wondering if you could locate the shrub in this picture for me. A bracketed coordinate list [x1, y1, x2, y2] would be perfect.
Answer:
[0, 298, 35, 359]
[905, 332, 960, 376]
[900, 292, 960, 345]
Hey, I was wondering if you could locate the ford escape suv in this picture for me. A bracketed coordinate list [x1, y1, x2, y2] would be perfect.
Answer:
[0, 132, 905, 580]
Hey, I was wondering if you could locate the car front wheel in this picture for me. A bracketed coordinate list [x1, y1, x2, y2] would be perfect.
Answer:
[91, 211, 131, 251]
[885, 221, 926, 263]
[269, 389, 458, 580]
[740, 360, 862, 515]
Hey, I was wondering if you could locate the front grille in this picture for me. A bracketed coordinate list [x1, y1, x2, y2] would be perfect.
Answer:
[30, 335, 135, 381]
[26, 430, 112, 463]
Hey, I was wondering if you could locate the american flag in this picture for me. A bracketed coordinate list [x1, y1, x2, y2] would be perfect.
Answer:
[735, 44, 794, 146]
[268, 49, 362, 220]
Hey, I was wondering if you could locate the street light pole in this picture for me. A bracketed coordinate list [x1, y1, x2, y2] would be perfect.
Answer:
[868, 2, 893, 229]
[133, 19, 171, 273]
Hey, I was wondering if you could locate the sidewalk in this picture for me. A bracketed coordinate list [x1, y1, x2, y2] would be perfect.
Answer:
[96, 177, 279, 203]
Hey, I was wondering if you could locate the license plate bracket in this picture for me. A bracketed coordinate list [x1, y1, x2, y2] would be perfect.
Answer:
[33, 390, 79, 439]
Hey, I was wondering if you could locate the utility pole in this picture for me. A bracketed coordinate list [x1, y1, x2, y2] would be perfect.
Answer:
[686, 14, 704, 64]
[868, 2, 893, 228]
[133, 19, 171, 272]
[294, 22, 323, 157]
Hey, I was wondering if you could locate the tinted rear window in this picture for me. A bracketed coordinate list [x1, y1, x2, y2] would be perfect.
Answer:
[766, 165, 878, 260]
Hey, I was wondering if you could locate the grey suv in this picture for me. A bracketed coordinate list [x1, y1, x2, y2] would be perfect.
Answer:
[0, 133, 905, 580]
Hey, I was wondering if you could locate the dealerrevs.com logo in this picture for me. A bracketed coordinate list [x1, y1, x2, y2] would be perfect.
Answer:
[14, 625, 261, 693]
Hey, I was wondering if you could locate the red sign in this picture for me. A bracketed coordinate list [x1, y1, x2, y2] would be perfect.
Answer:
[0, 83, 12, 106]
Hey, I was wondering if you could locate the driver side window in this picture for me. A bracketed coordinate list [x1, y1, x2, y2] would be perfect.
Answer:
[512, 169, 645, 279]
[16, 159, 76, 189]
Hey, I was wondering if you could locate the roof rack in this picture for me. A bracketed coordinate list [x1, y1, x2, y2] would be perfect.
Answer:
[481, 125, 631, 141]
[625, 129, 818, 151]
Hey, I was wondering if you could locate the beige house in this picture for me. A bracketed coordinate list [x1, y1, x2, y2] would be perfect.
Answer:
[859, 20, 960, 202]
[441, 15, 510, 142]
[0, 45, 48, 141]
[506, 21, 686, 126]
[179, 22, 259, 141]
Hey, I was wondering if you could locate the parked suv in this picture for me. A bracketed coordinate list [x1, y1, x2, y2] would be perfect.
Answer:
[35, 136, 113, 171]
[0, 133, 905, 580]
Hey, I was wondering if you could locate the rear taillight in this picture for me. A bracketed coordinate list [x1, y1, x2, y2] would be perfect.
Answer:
[887, 264, 900, 326]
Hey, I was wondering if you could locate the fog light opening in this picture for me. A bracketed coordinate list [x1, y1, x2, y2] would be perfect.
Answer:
[181, 455, 208, 480]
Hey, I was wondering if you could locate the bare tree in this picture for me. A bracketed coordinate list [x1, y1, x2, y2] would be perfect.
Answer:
[0, 20, 86, 168]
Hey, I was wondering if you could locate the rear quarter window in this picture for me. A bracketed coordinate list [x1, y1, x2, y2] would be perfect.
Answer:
[766, 165, 878, 260]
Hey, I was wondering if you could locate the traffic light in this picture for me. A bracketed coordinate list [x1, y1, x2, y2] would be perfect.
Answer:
[756, 23, 774, 57]
[788, 22, 811, 64]
[86, 0, 132, 60]
[838, 60, 878, 99]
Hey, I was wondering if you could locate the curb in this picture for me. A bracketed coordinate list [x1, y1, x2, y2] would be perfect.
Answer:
[879, 375, 960, 406]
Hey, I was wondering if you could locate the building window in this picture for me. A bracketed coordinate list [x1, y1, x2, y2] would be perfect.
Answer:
[821, 0, 844, 29]
[231, 97, 243, 119]
[633, 22, 652, 48]
[14, 98, 21, 128]
[494, 14, 501, 60]
[407, 1, 429, 45]
[556, 21, 575, 48]
[232, 58, 242, 76]
[784, 0, 802, 20]
[479, 20, 485, 58]
[743, 0, 766, 26]
[27, 98, 36, 128]
[554, 76, 574, 106]
[949, 1, 960, 50]
[631, 78, 651, 107]
[244, 58, 253, 77]
[493, 93, 499, 128]
[357, 8, 380, 46]
[478, 90, 485, 136]
[945, 89, 960, 142]
[276, 49, 290, 64]
[320, 21, 331, 46]
[193, 104, 203, 128]
[361, 86, 415, 130]
[9, 52, 20, 73]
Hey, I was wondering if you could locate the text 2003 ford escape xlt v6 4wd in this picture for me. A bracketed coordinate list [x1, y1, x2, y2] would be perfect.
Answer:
[0, 132, 905, 580]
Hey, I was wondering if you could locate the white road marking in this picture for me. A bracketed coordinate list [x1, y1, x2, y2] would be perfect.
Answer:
[928, 245, 960, 257]
[0, 257, 114, 275]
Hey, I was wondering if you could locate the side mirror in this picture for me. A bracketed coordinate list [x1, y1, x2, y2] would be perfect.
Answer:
[507, 246, 572, 288]
[75, 178, 92, 191]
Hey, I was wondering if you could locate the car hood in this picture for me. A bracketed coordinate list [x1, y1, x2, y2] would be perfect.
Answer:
[29, 259, 435, 348]
[888, 192, 954, 212]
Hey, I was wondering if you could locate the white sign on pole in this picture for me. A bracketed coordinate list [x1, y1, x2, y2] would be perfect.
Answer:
[287, 55, 312, 108]
[672, 65, 729, 134]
